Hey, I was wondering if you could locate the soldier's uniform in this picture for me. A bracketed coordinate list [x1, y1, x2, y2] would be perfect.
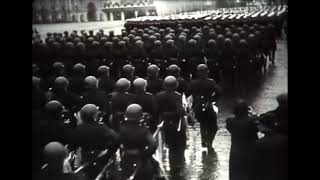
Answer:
[82, 76, 108, 111]
[146, 64, 163, 95]
[132, 78, 158, 133]
[71, 104, 119, 179]
[204, 39, 221, 82]
[156, 76, 186, 152]
[69, 63, 86, 96]
[167, 64, 191, 96]
[119, 104, 157, 180]
[108, 78, 134, 132]
[47, 76, 83, 113]
[190, 64, 221, 150]
[34, 142, 89, 180]
[97, 66, 116, 94]
[129, 40, 148, 77]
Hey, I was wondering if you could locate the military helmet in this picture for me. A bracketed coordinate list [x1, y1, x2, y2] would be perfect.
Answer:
[45, 100, 63, 115]
[119, 40, 126, 46]
[54, 76, 69, 89]
[164, 35, 172, 40]
[97, 65, 109, 76]
[133, 78, 147, 91]
[125, 104, 143, 121]
[122, 64, 134, 74]
[208, 39, 216, 47]
[80, 104, 99, 122]
[43, 142, 67, 161]
[52, 62, 64, 70]
[73, 63, 86, 74]
[163, 76, 178, 90]
[188, 39, 197, 46]
[84, 76, 98, 89]
[147, 64, 160, 75]
[115, 78, 131, 92]
[197, 64, 209, 73]
[154, 40, 162, 46]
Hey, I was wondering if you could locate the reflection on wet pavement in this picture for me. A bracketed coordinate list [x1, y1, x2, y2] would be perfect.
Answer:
[161, 40, 287, 180]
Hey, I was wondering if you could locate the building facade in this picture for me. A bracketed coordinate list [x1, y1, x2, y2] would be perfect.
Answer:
[32, 0, 156, 24]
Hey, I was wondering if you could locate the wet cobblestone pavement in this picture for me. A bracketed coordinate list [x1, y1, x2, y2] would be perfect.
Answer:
[161, 40, 287, 180]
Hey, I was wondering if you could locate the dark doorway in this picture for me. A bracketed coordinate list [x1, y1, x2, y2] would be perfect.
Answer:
[87, 2, 97, 21]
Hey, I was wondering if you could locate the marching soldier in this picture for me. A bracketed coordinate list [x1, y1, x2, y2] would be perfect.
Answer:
[71, 104, 119, 179]
[146, 64, 163, 95]
[69, 63, 86, 96]
[82, 76, 108, 111]
[97, 65, 116, 94]
[204, 39, 222, 82]
[121, 64, 137, 93]
[156, 76, 187, 154]
[190, 64, 222, 151]
[167, 64, 190, 96]
[47, 76, 83, 112]
[35, 142, 89, 180]
[132, 78, 158, 133]
[119, 104, 157, 180]
[108, 78, 134, 132]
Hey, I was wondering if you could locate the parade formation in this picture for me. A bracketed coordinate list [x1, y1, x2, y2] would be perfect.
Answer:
[32, 4, 288, 180]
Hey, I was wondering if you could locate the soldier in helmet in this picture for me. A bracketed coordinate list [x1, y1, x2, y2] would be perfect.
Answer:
[221, 37, 237, 93]
[82, 76, 108, 112]
[238, 38, 253, 93]
[32, 76, 47, 110]
[146, 64, 163, 95]
[132, 78, 158, 133]
[108, 78, 134, 132]
[205, 39, 222, 82]
[71, 104, 119, 179]
[167, 64, 190, 96]
[130, 40, 148, 77]
[47, 76, 83, 113]
[69, 63, 86, 95]
[190, 64, 222, 151]
[119, 104, 157, 180]
[97, 65, 115, 94]
[33, 100, 72, 161]
[121, 64, 137, 92]
[35, 142, 89, 180]
[185, 39, 204, 78]
[164, 39, 179, 66]
[156, 76, 187, 155]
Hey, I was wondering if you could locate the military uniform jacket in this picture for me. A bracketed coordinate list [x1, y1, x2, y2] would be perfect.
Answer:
[190, 78, 221, 112]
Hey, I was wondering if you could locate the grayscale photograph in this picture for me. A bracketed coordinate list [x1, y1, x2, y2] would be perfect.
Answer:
[32, 0, 288, 180]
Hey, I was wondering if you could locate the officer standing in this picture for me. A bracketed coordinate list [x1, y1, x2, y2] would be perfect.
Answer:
[190, 64, 221, 151]
[226, 99, 258, 180]
[119, 104, 157, 180]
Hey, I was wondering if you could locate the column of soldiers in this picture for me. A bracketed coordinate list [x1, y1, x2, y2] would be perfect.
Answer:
[32, 6, 287, 180]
